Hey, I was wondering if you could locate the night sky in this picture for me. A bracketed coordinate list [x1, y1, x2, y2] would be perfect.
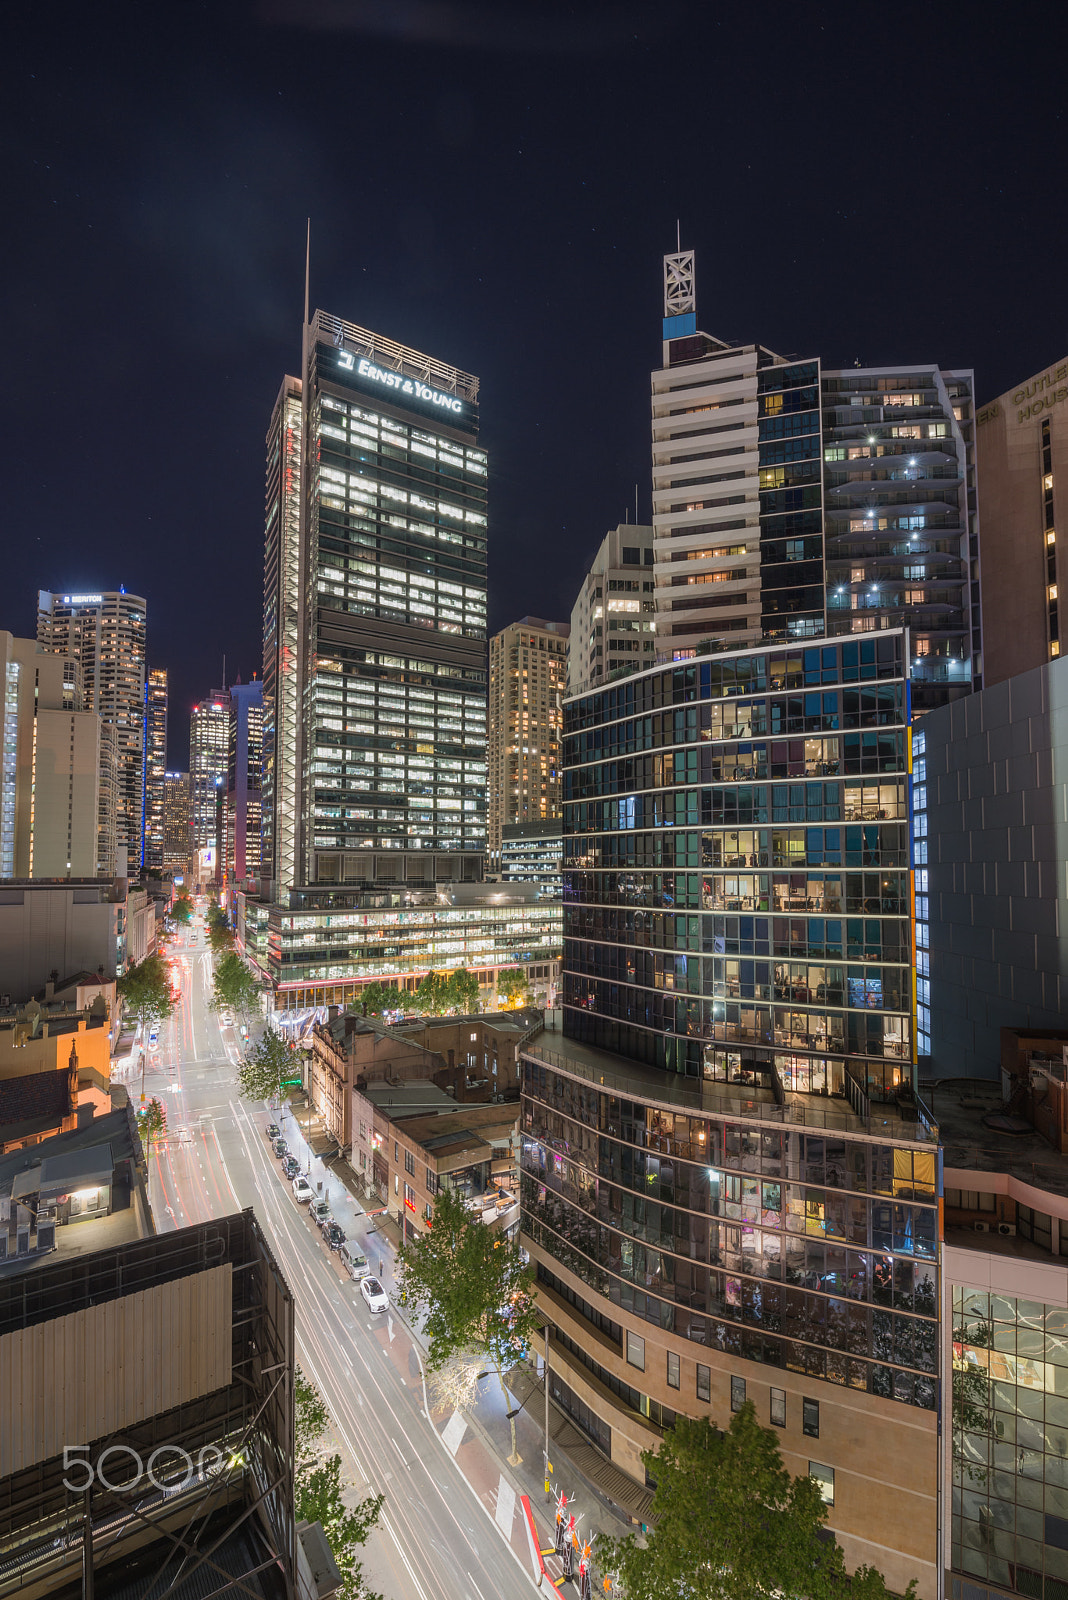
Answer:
[5, 1, 1067, 767]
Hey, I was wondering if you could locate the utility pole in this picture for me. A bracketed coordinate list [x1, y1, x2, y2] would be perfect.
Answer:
[544, 1323, 551, 1498]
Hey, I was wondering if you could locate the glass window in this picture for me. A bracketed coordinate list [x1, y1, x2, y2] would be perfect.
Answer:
[667, 1351, 680, 1390]
[803, 1397, 820, 1437]
[771, 1388, 786, 1428]
[626, 1330, 646, 1372]
[731, 1375, 746, 1412]
[810, 1462, 834, 1505]
[697, 1364, 711, 1404]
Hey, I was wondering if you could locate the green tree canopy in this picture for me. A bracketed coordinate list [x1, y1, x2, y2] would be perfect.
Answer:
[444, 966, 480, 1013]
[172, 893, 193, 926]
[397, 1185, 540, 1464]
[136, 1096, 167, 1150]
[599, 1403, 914, 1600]
[236, 1026, 296, 1103]
[211, 950, 262, 1026]
[117, 954, 175, 1035]
[294, 1366, 383, 1600]
[206, 902, 234, 953]
[355, 982, 408, 1018]
[495, 967, 532, 1007]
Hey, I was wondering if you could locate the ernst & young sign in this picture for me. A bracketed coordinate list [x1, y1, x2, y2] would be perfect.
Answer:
[336, 352, 467, 419]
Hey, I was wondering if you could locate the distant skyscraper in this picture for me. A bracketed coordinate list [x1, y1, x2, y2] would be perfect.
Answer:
[974, 356, 1067, 686]
[0, 634, 109, 878]
[651, 252, 978, 712]
[225, 680, 263, 887]
[488, 617, 568, 871]
[567, 523, 655, 695]
[163, 770, 190, 874]
[36, 589, 147, 865]
[189, 690, 229, 861]
[264, 308, 487, 897]
[143, 666, 168, 872]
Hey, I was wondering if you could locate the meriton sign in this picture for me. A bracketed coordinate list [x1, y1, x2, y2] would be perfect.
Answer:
[337, 352, 463, 414]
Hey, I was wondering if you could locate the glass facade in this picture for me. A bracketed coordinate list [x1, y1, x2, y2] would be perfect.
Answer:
[758, 361, 825, 641]
[952, 1289, 1068, 1599]
[562, 634, 915, 1102]
[521, 1055, 937, 1409]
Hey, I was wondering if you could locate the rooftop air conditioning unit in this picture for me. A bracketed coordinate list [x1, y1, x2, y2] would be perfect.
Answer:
[973, 1221, 991, 1233]
[998, 1223, 1017, 1236]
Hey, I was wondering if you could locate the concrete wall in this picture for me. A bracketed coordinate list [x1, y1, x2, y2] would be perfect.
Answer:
[0, 887, 120, 998]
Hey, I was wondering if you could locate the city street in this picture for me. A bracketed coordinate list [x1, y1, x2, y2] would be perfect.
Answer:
[140, 917, 544, 1600]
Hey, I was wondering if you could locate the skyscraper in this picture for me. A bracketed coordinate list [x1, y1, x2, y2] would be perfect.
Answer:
[264, 308, 488, 897]
[487, 617, 568, 872]
[225, 680, 263, 888]
[163, 769, 190, 875]
[0, 633, 110, 878]
[651, 253, 978, 713]
[567, 522, 656, 695]
[143, 666, 168, 872]
[37, 589, 147, 867]
[189, 690, 229, 869]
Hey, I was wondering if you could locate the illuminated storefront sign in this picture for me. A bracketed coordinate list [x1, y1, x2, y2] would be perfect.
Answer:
[62, 594, 103, 605]
[337, 352, 464, 415]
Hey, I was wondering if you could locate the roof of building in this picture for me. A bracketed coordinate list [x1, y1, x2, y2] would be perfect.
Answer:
[362, 1081, 458, 1117]
[0, 1070, 71, 1133]
[0, 1105, 144, 1203]
[930, 1075, 1068, 1198]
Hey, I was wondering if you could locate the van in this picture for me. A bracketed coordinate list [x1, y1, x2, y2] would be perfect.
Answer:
[340, 1241, 369, 1281]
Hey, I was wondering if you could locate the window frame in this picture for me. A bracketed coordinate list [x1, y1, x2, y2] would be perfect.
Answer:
[731, 1375, 746, 1413]
[770, 1388, 786, 1428]
[803, 1397, 820, 1438]
[696, 1364, 711, 1404]
[626, 1330, 646, 1372]
[666, 1351, 680, 1391]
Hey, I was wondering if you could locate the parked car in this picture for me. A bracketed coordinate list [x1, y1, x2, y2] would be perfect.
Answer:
[310, 1198, 331, 1226]
[360, 1276, 389, 1314]
[340, 1241, 369, 1280]
[272, 1138, 288, 1159]
[266, 1122, 280, 1141]
[220, 1013, 234, 1028]
[281, 1156, 300, 1180]
[322, 1222, 346, 1252]
[292, 1175, 313, 1203]
[148, 1027, 159, 1050]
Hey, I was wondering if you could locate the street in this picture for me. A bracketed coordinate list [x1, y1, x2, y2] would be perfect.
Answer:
[141, 918, 540, 1600]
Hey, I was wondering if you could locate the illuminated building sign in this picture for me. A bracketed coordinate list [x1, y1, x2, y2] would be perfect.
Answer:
[62, 594, 103, 605]
[337, 352, 465, 417]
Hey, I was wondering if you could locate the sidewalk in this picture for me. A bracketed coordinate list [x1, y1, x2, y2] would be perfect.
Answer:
[274, 1105, 646, 1586]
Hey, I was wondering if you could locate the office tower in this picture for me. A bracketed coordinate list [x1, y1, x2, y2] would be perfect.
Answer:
[226, 679, 263, 887]
[0, 633, 110, 878]
[521, 631, 937, 1596]
[974, 356, 1068, 686]
[567, 523, 656, 695]
[189, 690, 229, 867]
[265, 309, 488, 895]
[37, 589, 147, 864]
[500, 820, 562, 882]
[651, 252, 978, 713]
[163, 768, 191, 874]
[263, 373, 302, 896]
[143, 665, 167, 872]
[911, 655, 1068, 1076]
[487, 617, 568, 872]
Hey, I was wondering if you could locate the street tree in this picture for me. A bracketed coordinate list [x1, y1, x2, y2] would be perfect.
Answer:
[598, 1403, 914, 1600]
[445, 967, 480, 1013]
[236, 1027, 294, 1103]
[172, 893, 193, 926]
[117, 954, 175, 1038]
[294, 1366, 384, 1600]
[136, 1096, 167, 1150]
[495, 967, 532, 1008]
[413, 970, 450, 1014]
[211, 950, 262, 1029]
[397, 1186, 539, 1465]
[206, 902, 234, 953]
[355, 982, 407, 1017]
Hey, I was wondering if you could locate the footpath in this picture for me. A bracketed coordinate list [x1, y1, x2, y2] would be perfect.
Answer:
[274, 1097, 649, 1592]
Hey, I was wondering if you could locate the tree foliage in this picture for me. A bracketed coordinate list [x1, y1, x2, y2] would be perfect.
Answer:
[172, 893, 193, 926]
[211, 950, 262, 1025]
[356, 967, 481, 1018]
[397, 1186, 539, 1462]
[206, 902, 234, 952]
[495, 967, 533, 1007]
[136, 1096, 167, 1148]
[236, 1027, 295, 1103]
[117, 955, 175, 1034]
[600, 1404, 914, 1600]
[294, 1366, 383, 1600]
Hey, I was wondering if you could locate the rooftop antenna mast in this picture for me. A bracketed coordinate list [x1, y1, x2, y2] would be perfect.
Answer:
[304, 218, 311, 329]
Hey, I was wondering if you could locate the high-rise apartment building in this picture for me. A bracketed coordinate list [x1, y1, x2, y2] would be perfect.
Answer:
[162, 769, 190, 874]
[521, 631, 939, 1595]
[189, 690, 229, 861]
[264, 309, 488, 896]
[37, 589, 147, 865]
[651, 252, 978, 713]
[567, 523, 656, 695]
[0, 634, 112, 878]
[143, 665, 167, 872]
[225, 679, 263, 888]
[488, 617, 568, 871]
[974, 356, 1068, 686]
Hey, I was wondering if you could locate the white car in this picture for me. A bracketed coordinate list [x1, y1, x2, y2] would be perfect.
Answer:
[148, 1027, 160, 1050]
[220, 1014, 234, 1028]
[359, 1276, 389, 1314]
[292, 1175, 313, 1203]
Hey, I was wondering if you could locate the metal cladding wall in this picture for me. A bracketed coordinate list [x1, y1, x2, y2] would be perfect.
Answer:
[0, 1263, 232, 1477]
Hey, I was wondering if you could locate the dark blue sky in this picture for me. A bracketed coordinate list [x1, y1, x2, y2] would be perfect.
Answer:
[4, 0, 1066, 764]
